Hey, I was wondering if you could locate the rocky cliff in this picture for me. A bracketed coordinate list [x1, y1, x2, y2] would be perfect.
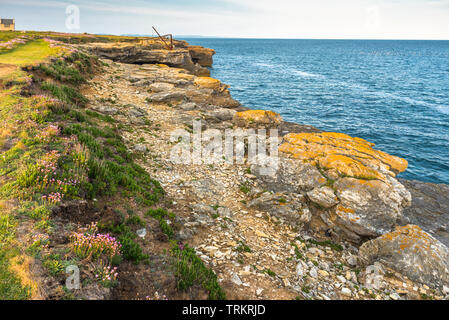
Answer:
[1, 33, 448, 301]
[83, 40, 215, 77]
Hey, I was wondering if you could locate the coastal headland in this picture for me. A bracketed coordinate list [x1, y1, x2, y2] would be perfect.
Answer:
[0, 31, 448, 300]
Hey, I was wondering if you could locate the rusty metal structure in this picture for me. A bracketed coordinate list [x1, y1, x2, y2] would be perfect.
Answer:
[152, 26, 174, 50]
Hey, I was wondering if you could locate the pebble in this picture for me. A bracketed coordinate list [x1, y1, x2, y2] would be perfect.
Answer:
[296, 263, 304, 277]
[309, 267, 318, 278]
[318, 270, 329, 277]
[136, 228, 146, 239]
[231, 274, 243, 286]
[341, 288, 352, 297]
[390, 293, 401, 300]
[443, 286, 449, 295]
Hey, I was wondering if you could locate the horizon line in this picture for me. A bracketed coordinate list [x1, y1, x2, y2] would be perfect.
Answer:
[12, 29, 449, 41]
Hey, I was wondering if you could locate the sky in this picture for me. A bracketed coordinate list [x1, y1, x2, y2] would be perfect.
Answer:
[1, 0, 449, 39]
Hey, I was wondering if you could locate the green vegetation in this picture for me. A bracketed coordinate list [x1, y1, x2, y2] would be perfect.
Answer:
[0, 252, 31, 300]
[146, 208, 175, 239]
[171, 242, 226, 300]
[234, 241, 252, 253]
[0, 41, 163, 298]
[307, 239, 343, 252]
[0, 39, 61, 66]
[239, 181, 251, 194]
[106, 223, 149, 264]
[263, 268, 276, 277]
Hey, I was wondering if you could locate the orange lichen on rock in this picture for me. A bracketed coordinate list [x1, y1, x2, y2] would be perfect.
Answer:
[233, 110, 283, 128]
[194, 76, 222, 90]
[379, 225, 434, 252]
[279, 132, 408, 179]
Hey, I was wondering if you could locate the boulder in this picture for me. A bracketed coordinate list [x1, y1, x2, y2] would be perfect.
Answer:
[148, 82, 175, 92]
[332, 176, 411, 239]
[359, 225, 449, 289]
[248, 192, 311, 225]
[399, 179, 449, 248]
[204, 108, 237, 122]
[252, 157, 326, 193]
[256, 131, 411, 242]
[91, 105, 118, 115]
[306, 186, 339, 209]
[194, 77, 222, 90]
[147, 91, 185, 103]
[279, 132, 408, 178]
[178, 102, 197, 111]
[233, 110, 283, 129]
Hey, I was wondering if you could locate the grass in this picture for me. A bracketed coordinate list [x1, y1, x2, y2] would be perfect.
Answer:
[0, 40, 165, 298]
[0, 39, 61, 66]
[0, 251, 31, 299]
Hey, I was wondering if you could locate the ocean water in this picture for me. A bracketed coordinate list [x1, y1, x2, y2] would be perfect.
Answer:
[181, 38, 449, 185]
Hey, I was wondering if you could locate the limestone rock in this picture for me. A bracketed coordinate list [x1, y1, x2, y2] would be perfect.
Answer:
[127, 105, 146, 117]
[178, 102, 197, 111]
[148, 82, 175, 92]
[252, 157, 326, 194]
[194, 77, 222, 90]
[205, 108, 237, 122]
[399, 179, 449, 248]
[233, 110, 283, 129]
[359, 225, 449, 289]
[307, 186, 339, 208]
[134, 144, 147, 152]
[331, 177, 411, 240]
[248, 192, 309, 225]
[86, 42, 210, 76]
[188, 46, 215, 67]
[274, 131, 411, 242]
[147, 91, 185, 103]
[279, 132, 408, 178]
[91, 105, 118, 115]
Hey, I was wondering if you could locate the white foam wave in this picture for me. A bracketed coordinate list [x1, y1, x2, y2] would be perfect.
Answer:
[291, 70, 325, 78]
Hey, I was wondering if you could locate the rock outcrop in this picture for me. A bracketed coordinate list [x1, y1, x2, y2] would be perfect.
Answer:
[253, 131, 411, 243]
[233, 110, 283, 129]
[359, 225, 449, 289]
[188, 46, 216, 67]
[85, 42, 213, 76]
[399, 179, 449, 248]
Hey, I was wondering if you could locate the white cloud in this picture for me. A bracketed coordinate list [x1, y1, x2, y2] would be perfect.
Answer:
[3, 0, 449, 39]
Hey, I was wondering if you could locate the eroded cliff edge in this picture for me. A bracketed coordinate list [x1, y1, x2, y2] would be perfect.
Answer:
[80, 38, 449, 297]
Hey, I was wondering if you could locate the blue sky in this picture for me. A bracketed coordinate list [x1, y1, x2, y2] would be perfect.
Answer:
[2, 0, 449, 39]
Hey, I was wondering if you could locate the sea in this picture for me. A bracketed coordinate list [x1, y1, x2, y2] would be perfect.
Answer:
[180, 38, 449, 185]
